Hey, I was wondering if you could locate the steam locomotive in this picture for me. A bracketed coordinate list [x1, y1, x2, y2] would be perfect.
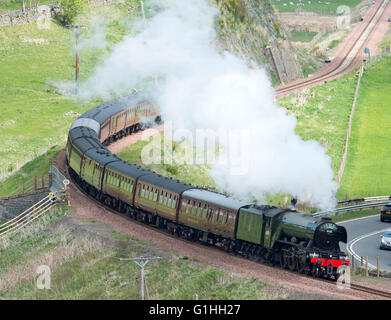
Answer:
[66, 92, 350, 279]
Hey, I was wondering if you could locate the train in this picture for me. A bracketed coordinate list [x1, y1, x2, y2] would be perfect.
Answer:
[65, 91, 350, 279]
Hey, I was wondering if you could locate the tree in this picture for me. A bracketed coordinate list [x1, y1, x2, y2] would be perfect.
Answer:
[56, 0, 86, 26]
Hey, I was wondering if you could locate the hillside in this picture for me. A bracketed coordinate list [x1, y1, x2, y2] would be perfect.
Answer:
[214, 0, 303, 84]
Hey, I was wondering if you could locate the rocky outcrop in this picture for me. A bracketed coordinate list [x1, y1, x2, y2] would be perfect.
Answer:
[215, 0, 303, 84]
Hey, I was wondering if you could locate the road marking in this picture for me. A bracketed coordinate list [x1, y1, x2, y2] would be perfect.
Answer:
[338, 214, 379, 224]
[347, 228, 391, 269]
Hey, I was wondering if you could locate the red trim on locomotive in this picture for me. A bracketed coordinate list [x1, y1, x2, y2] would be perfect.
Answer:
[311, 257, 350, 268]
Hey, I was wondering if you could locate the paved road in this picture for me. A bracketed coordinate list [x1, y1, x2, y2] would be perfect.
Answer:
[338, 214, 391, 270]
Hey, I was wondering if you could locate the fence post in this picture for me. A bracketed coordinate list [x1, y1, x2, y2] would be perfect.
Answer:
[366, 256, 369, 277]
[34, 176, 37, 193]
[49, 172, 52, 188]
[377, 256, 380, 278]
[42, 175, 44, 188]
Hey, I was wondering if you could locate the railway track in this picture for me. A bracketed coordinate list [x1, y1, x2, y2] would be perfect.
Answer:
[60, 2, 391, 299]
[65, 164, 391, 300]
[350, 283, 391, 299]
[275, 0, 390, 97]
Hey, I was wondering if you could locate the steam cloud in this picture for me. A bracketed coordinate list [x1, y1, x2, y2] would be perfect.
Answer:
[67, 0, 338, 209]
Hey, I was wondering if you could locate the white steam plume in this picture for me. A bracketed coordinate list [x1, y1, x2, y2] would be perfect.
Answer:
[65, 0, 338, 209]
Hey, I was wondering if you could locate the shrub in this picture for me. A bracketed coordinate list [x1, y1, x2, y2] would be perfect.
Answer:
[56, 0, 86, 26]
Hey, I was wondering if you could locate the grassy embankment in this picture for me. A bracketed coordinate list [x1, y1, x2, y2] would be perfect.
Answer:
[290, 31, 317, 43]
[0, 0, 53, 12]
[0, 205, 293, 299]
[271, 0, 361, 13]
[337, 56, 391, 199]
[117, 133, 216, 189]
[0, 2, 143, 181]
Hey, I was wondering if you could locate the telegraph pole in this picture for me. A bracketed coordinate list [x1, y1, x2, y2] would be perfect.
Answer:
[119, 256, 161, 300]
[67, 25, 87, 95]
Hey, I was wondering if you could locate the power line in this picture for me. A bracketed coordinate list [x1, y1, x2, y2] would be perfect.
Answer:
[118, 256, 161, 300]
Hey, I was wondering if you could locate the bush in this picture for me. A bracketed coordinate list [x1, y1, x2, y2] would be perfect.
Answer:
[56, 0, 86, 26]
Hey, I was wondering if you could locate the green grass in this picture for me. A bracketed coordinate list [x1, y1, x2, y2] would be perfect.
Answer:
[0, 145, 60, 196]
[290, 31, 317, 43]
[330, 208, 379, 223]
[271, 0, 361, 13]
[0, 3, 142, 178]
[0, 208, 284, 300]
[337, 56, 391, 199]
[279, 69, 358, 180]
[117, 133, 216, 189]
[328, 39, 340, 50]
[0, 0, 54, 13]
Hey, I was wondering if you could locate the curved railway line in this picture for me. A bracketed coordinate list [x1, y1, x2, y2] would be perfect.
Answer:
[66, 162, 391, 300]
[275, 0, 390, 97]
[56, 0, 391, 300]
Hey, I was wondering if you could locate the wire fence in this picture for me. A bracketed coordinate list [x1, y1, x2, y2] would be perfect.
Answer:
[349, 253, 391, 278]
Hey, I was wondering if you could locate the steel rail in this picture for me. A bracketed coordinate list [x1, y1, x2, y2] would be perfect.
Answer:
[350, 283, 391, 299]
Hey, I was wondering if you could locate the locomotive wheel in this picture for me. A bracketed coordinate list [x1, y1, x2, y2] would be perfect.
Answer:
[288, 248, 297, 271]
[280, 250, 288, 269]
[311, 265, 320, 277]
[297, 261, 306, 274]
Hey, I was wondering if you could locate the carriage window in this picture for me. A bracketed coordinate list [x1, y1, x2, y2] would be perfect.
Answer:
[197, 203, 202, 217]
[158, 191, 163, 203]
[163, 192, 167, 205]
[223, 210, 228, 224]
[172, 195, 177, 208]
[141, 184, 145, 197]
[212, 208, 217, 221]
[167, 194, 172, 207]
[149, 188, 154, 201]
[216, 209, 222, 222]
[202, 204, 208, 218]
[186, 200, 191, 214]
[191, 201, 196, 215]
[207, 207, 212, 219]
[153, 189, 158, 201]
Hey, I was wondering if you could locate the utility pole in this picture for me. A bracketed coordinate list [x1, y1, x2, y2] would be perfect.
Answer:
[67, 25, 87, 95]
[119, 256, 161, 300]
[140, 0, 146, 20]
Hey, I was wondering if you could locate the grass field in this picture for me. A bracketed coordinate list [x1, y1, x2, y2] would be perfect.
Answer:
[271, 0, 362, 13]
[0, 3, 141, 180]
[337, 56, 391, 199]
[290, 31, 318, 43]
[0, 207, 296, 299]
[117, 133, 217, 189]
[279, 70, 358, 181]
[0, 0, 53, 13]
[0, 145, 61, 196]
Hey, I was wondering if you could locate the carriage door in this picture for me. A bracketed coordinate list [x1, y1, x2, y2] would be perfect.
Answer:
[110, 116, 116, 136]
[263, 216, 272, 248]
